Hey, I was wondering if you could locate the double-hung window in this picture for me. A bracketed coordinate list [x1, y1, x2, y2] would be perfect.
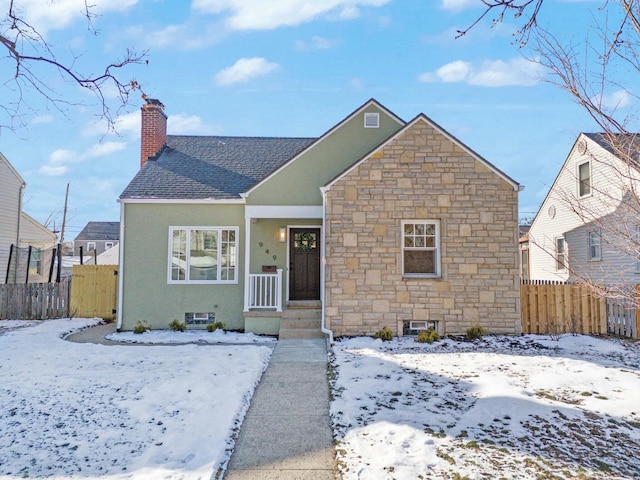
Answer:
[578, 161, 591, 197]
[169, 227, 238, 284]
[588, 230, 601, 261]
[402, 220, 440, 277]
[555, 237, 566, 271]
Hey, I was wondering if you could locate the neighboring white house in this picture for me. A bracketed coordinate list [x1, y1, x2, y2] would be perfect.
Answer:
[0, 152, 57, 284]
[528, 133, 640, 286]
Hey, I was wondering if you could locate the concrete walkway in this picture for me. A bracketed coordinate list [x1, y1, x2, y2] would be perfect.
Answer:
[65, 322, 119, 345]
[225, 338, 335, 480]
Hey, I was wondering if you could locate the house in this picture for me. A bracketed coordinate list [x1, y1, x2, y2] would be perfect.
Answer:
[117, 99, 522, 338]
[0, 153, 57, 284]
[74, 221, 120, 257]
[527, 133, 640, 287]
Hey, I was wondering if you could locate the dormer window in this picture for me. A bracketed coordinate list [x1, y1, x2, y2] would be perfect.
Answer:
[364, 112, 379, 128]
[578, 161, 591, 197]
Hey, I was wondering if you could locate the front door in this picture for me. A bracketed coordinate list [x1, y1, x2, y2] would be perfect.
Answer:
[289, 228, 321, 301]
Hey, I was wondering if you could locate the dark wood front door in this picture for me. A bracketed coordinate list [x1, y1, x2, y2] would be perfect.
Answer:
[289, 228, 321, 301]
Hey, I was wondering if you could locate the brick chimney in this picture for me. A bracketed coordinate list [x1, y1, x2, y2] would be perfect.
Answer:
[140, 96, 167, 168]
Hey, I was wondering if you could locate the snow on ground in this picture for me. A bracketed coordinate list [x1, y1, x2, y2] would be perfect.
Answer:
[330, 334, 640, 480]
[106, 329, 276, 345]
[0, 318, 272, 479]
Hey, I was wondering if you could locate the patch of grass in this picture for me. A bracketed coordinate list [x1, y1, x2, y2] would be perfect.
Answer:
[436, 449, 456, 465]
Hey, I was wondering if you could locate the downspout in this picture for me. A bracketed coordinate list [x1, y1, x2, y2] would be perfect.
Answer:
[515, 184, 525, 335]
[320, 187, 334, 344]
[116, 200, 125, 331]
[14, 181, 26, 283]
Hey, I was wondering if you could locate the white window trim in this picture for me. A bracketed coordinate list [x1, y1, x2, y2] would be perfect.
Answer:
[168, 226, 239, 285]
[364, 112, 380, 128]
[87, 242, 96, 252]
[555, 236, 567, 271]
[588, 230, 601, 261]
[105, 242, 114, 249]
[577, 160, 592, 198]
[401, 219, 441, 278]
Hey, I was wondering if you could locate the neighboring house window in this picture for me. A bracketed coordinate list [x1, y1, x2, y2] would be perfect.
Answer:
[29, 248, 42, 275]
[105, 242, 114, 250]
[588, 230, 601, 261]
[87, 242, 96, 252]
[402, 220, 440, 277]
[168, 227, 238, 284]
[578, 161, 591, 197]
[555, 237, 567, 271]
[521, 248, 529, 281]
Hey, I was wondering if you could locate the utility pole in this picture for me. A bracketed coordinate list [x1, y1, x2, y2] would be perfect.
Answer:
[56, 183, 69, 283]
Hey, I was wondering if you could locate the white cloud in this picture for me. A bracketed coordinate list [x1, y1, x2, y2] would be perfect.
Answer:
[439, 0, 479, 11]
[86, 141, 127, 158]
[294, 36, 338, 51]
[214, 57, 280, 86]
[49, 149, 80, 165]
[596, 89, 631, 110]
[168, 114, 220, 135]
[418, 57, 542, 87]
[192, 0, 390, 30]
[4, 0, 139, 34]
[82, 111, 140, 138]
[31, 115, 54, 125]
[39, 165, 69, 176]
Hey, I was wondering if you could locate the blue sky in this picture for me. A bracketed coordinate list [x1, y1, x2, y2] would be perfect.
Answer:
[0, 0, 624, 241]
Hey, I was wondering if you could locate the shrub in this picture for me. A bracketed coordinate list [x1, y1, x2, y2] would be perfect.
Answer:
[133, 320, 150, 334]
[373, 326, 393, 341]
[416, 329, 440, 344]
[169, 319, 186, 332]
[466, 325, 484, 340]
[206, 321, 226, 332]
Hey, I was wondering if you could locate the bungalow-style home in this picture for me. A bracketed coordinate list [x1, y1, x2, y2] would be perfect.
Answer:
[1, 152, 57, 284]
[117, 99, 522, 338]
[527, 133, 640, 288]
[74, 221, 120, 257]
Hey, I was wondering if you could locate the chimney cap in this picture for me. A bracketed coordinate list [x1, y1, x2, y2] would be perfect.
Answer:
[142, 94, 164, 109]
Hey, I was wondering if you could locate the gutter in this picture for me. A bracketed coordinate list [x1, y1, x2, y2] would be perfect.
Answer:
[319, 187, 334, 344]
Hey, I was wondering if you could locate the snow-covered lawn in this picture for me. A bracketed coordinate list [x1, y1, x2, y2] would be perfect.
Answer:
[330, 334, 640, 480]
[0, 318, 272, 479]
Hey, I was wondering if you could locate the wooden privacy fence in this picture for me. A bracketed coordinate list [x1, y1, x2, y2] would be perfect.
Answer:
[520, 282, 607, 335]
[70, 265, 118, 321]
[0, 279, 70, 320]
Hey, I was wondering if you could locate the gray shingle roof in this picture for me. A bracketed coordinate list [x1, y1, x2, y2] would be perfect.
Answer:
[75, 222, 120, 241]
[120, 135, 316, 200]
[583, 132, 640, 163]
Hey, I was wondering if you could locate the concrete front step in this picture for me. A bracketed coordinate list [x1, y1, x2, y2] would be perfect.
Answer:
[279, 307, 324, 339]
[278, 327, 326, 340]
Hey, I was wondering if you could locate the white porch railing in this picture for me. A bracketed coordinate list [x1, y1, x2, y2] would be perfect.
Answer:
[245, 269, 283, 311]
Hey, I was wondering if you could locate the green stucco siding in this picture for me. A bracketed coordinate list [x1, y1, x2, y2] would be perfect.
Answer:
[120, 203, 245, 331]
[247, 106, 403, 206]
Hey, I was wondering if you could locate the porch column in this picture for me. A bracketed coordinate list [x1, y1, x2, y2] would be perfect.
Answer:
[243, 216, 252, 312]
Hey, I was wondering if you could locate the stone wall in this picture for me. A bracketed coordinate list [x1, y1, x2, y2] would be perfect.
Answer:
[324, 118, 521, 336]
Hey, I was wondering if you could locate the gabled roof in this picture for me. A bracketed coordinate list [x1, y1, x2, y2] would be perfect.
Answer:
[325, 113, 521, 191]
[120, 136, 315, 200]
[75, 221, 120, 242]
[582, 132, 640, 167]
[20, 212, 57, 241]
[0, 152, 26, 186]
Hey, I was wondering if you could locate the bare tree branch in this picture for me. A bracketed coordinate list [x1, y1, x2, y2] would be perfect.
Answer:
[1, 0, 147, 133]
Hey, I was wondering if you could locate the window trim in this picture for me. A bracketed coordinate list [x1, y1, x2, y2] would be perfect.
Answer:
[401, 220, 441, 278]
[167, 226, 239, 285]
[555, 236, 567, 271]
[105, 242, 114, 250]
[87, 241, 96, 252]
[588, 230, 601, 261]
[577, 160, 591, 198]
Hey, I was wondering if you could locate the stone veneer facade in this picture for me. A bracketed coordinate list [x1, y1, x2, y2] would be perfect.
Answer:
[324, 118, 521, 336]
